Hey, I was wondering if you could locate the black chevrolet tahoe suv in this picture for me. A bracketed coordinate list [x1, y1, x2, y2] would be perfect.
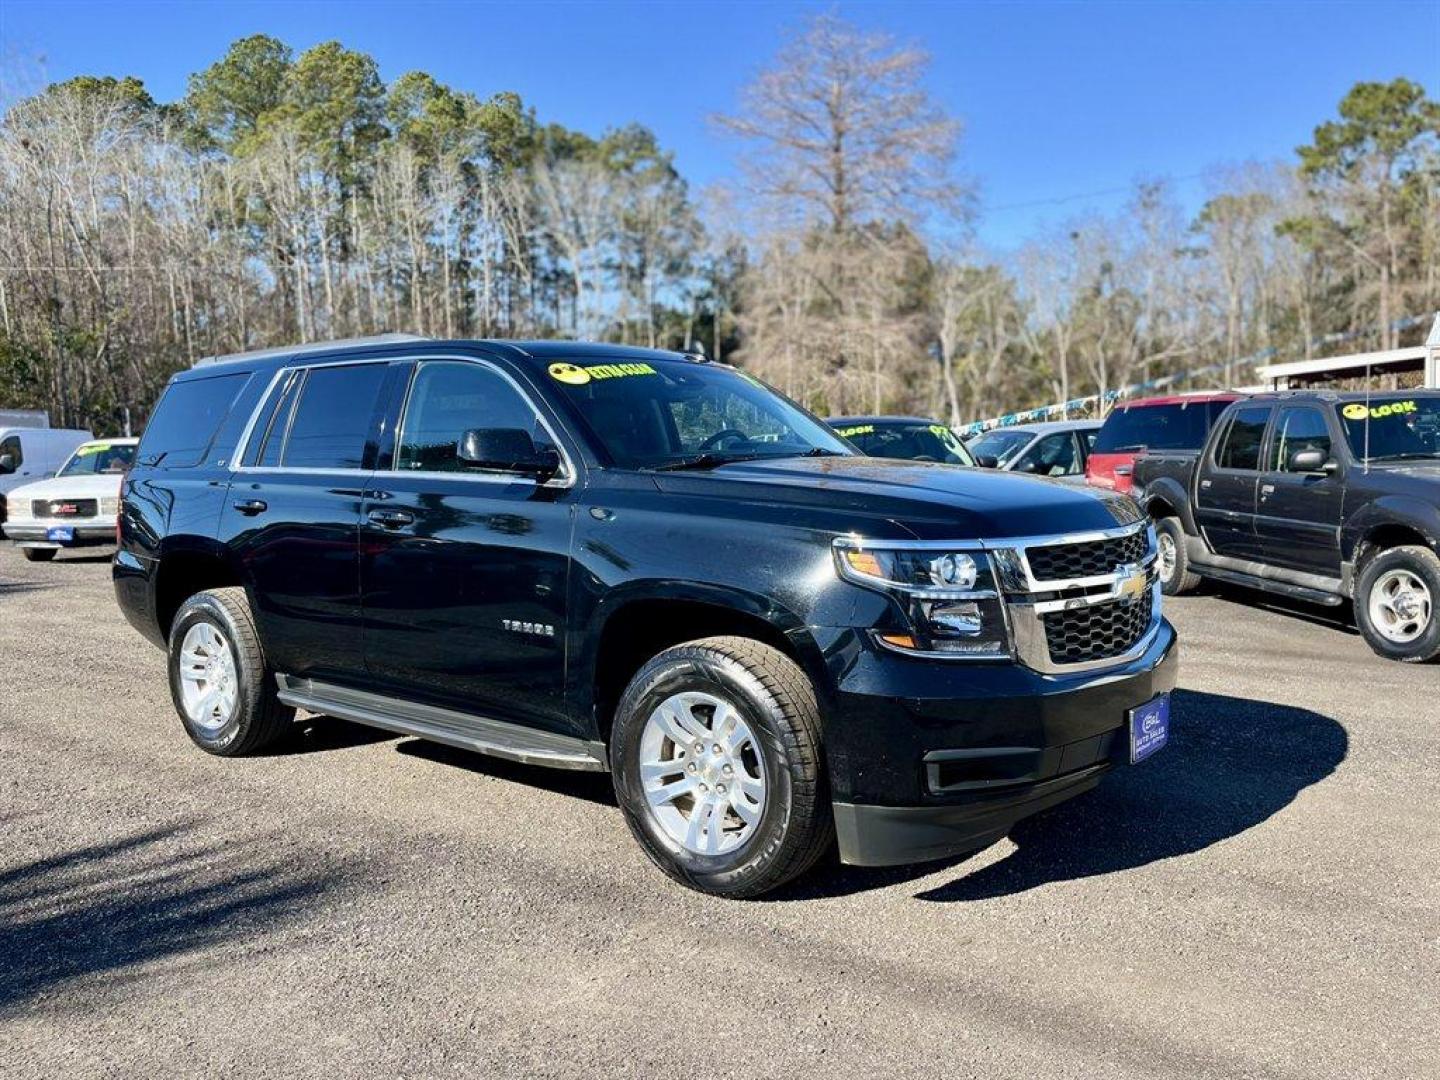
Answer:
[1134, 390, 1440, 662]
[115, 338, 1178, 897]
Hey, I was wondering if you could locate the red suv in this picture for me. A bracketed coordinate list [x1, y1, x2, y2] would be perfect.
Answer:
[1086, 393, 1238, 494]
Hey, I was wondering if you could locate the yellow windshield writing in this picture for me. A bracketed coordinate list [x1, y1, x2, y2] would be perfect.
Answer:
[1343, 400, 1417, 421]
[549, 361, 657, 386]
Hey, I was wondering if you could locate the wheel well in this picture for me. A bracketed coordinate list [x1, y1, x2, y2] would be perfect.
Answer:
[1355, 523, 1431, 570]
[1145, 496, 1177, 521]
[155, 551, 242, 638]
[591, 600, 805, 743]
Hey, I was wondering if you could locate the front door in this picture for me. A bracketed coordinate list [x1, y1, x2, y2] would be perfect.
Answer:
[1254, 405, 1344, 576]
[221, 360, 393, 680]
[360, 358, 579, 736]
[1194, 404, 1271, 560]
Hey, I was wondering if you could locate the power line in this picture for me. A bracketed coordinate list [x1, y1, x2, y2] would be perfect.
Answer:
[986, 172, 1210, 214]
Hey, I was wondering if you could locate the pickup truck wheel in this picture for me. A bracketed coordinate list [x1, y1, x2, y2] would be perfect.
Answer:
[1155, 517, 1199, 595]
[167, 587, 295, 755]
[1355, 546, 1440, 663]
[21, 548, 57, 562]
[611, 636, 833, 898]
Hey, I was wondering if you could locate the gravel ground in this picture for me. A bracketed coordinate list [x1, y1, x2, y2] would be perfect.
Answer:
[1, 545, 1435, 1079]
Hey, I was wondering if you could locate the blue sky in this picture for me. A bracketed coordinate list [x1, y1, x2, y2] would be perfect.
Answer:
[3, 0, 1437, 249]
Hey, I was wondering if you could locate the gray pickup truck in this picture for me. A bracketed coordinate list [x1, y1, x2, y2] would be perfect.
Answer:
[1133, 389, 1440, 662]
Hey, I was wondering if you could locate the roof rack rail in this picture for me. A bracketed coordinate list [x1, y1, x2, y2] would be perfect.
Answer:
[192, 333, 431, 368]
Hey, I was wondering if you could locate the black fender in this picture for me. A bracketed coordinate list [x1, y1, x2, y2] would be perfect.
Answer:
[1341, 496, 1440, 565]
[1138, 474, 1200, 537]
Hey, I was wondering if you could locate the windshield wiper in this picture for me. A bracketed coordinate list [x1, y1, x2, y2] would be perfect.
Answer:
[650, 452, 770, 472]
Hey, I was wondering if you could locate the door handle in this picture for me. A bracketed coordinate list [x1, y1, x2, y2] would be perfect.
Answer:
[1260, 484, 1275, 497]
[367, 508, 415, 529]
[232, 499, 267, 516]
[1200, 479, 1212, 489]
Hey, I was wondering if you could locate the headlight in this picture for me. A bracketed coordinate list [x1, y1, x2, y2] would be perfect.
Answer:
[834, 541, 1013, 659]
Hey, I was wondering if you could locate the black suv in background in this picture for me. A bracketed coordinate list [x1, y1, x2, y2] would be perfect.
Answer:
[1134, 390, 1440, 662]
[115, 338, 1177, 897]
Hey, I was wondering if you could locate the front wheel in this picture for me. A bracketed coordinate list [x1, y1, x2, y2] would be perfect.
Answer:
[1355, 546, 1440, 663]
[611, 636, 833, 898]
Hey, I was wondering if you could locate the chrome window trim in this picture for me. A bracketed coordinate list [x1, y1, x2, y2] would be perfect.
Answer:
[229, 353, 578, 489]
[389, 355, 576, 490]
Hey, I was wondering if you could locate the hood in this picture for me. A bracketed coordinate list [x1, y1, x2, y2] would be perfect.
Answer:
[8, 471, 126, 503]
[652, 456, 1141, 540]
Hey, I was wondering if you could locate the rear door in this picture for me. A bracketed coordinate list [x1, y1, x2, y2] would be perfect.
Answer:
[359, 357, 580, 736]
[221, 360, 394, 680]
[1254, 405, 1344, 575]
[1194, 404, 1272, 559]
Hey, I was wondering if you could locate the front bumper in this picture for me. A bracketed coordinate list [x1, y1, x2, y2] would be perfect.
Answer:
[4, 523, 115, 547]
[815, 618, 1179, 867]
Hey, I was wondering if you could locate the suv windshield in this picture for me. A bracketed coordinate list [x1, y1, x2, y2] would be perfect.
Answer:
[543, 358, 851, 468]
[835, 421, 974, 465]
[1336, 396, 1440, 463]
[1093, 401, 1231, 453]
[966, 428, 1033, 466]
[58, 442, 135, 476]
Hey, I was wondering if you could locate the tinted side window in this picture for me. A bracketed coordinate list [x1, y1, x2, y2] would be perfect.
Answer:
[138, 373, 249, 468]
[281, 364, 387, 470]
[1216, 406, 1271, 471]
[1094, 403, 1216, 452]
[247, 371, 301, 468]
[0, 434, 21, 472]
[397, 362, 548, 473]
[1270, 408, 1332, 471]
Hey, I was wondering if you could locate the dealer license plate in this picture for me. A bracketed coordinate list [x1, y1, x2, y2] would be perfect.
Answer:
[46, 526, 75, 543]
[1128, 693, 1170, 764]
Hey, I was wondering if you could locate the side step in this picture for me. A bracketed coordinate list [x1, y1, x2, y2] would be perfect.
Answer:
[276, 675, 609, 772]
[1190, 562, 1346, 606]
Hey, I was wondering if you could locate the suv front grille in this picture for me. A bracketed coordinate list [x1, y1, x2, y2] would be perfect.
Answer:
[32, 498, 98, 519]
[1041, 587, 1153, 665]
[1027, 530, 1147, 581]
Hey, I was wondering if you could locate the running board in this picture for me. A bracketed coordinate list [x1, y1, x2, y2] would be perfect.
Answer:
[276, 675, 608, 772]
[1189, 562, 1346, 606]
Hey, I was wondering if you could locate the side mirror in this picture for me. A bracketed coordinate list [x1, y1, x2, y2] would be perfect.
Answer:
[974, 454, 1000, 469]
[0, 453, 14, 474]
[457, 428, 561, 480]
[1288, 448, 1333, 474]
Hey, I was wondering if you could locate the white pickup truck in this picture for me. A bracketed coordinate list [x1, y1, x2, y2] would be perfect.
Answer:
[2, 438, 138, 561]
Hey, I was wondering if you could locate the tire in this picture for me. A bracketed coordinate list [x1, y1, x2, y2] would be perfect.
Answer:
[1155, 517, 1199, 596]
[21, 547, 57, 562]
[167, 587, 295, 755]
[1354, 545, 1440, 663]
[611, 636, 833, 898]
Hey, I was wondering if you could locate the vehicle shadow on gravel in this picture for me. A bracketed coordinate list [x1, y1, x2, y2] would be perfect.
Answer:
[395, 739, 618, 805]
[771, 689, 1346, 902]
[0, 823, 350, 1013]
[910, 688, 1347, 903]
[1205, 583, 1360, 637]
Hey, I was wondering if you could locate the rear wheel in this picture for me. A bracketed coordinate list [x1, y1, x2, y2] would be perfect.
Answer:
[1355, 546, 1440, 663]
[167, 587, 295, 754]
[611, 636, 832, 898]
[21, 547, 57, 562]
[1155, 517, 1199, 595]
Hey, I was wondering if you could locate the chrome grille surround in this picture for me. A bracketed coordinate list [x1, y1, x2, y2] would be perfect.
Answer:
[838, 519, 1161, 675]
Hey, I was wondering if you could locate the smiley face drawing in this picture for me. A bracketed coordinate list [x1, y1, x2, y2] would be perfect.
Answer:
[548, 362, 591, 385]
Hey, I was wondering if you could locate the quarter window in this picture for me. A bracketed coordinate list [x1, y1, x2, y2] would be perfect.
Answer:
[1269, 408, 1332, 472]
[1216, 406, 1271, 471]
[137, 372, 248, 468]
[280, 364, 387, 470]
[397, 362, 550, 473]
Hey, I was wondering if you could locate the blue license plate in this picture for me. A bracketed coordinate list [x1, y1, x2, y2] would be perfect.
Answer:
[1128, 693, 1170, 764]
[45, 526, 75, 543]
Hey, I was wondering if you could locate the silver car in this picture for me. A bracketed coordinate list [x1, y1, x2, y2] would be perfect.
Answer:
[965, 420, 1101, 481]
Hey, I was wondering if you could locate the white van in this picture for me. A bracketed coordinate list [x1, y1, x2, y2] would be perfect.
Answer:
[0, 427, 95, 525]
